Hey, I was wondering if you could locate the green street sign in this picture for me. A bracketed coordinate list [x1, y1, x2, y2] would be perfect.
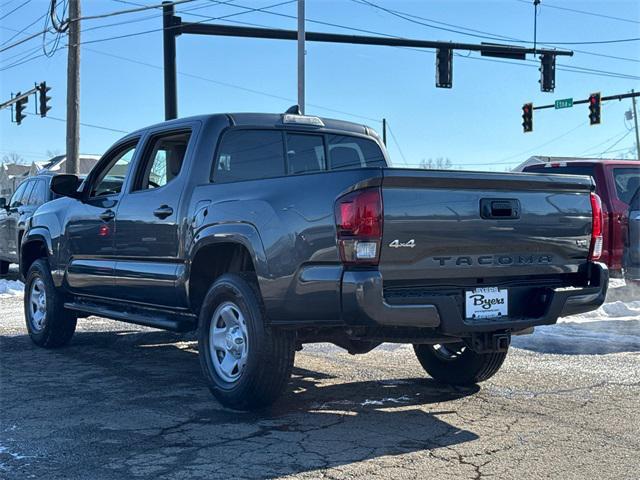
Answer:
[554, 98, 574, 109]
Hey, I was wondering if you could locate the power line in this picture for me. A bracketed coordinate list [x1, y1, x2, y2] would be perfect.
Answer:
[385, 122, 408, 166]
[68, 0, 196, 23]
[351, 0, 640, 64]
[0, 12, 47, 46]
[515, 0, 640, 25]
[600, 130, 634, 156]
[355, 0, 640, 46]
[0, 0, 31, 21]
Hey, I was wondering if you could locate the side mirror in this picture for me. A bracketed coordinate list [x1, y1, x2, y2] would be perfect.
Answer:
[51, 174, 82, 199]
[0, 197, 6, 209]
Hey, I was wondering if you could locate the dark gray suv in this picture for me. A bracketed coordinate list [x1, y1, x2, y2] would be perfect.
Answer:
[0, 173, 55, 275]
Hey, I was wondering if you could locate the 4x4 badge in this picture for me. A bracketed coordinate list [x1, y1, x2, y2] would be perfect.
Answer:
[389, 239, 416, 249]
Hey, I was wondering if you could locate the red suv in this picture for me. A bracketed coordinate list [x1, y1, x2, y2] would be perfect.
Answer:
[522, 159, 639, 277]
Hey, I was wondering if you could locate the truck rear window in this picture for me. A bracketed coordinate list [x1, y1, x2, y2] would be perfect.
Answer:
[215, 130, 285, 183]
[213, 129, 386, 183]
[613, 168, 640, 205]
[328, 135, 386, 170]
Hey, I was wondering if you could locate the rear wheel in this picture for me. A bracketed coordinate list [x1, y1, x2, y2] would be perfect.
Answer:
[24, 259, 77, 348]
[198, 273, 295, 410]
[0, 260, 9, 275]
[413, 342, 508, 386]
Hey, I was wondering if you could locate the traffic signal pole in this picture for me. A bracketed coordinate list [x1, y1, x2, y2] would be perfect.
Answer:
[161, 11, 573, 121]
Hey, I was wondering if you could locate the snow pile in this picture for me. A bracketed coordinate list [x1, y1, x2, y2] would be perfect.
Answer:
[513, 281, 640, 355]
[0, 279, 24, 298]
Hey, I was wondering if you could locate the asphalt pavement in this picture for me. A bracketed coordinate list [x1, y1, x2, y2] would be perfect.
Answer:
[1, 293, 639, 480]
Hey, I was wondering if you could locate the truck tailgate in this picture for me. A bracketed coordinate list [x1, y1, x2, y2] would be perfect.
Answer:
[380, 169, 594, 284]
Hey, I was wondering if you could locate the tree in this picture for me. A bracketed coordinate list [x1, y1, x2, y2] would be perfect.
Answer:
[419, 157, 453, 169]
[1, 152, 24, 165]
[45, 149, 62, 159]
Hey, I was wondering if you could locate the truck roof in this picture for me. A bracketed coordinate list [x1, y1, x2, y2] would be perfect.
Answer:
[130, 112, 373, 138]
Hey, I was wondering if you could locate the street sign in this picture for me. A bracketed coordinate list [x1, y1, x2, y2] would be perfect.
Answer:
[554, 98, 573, 109]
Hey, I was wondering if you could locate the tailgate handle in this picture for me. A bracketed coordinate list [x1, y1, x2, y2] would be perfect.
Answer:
[480, 198, 520, 219]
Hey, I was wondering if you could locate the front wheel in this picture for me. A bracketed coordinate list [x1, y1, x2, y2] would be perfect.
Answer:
[413, 342, 508, 386]
[198, 273, 295, 410]
[24, 259, 77, 348]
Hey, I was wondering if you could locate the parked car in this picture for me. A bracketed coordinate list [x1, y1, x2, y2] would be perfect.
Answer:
[521, 159, 640, 277]
[625, 187, 640, 282]
[21, 111, 607, 410]
[0, 173, 57, 275]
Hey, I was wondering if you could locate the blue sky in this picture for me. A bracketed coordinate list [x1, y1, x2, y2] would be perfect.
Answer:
[1, 0, 639, 170]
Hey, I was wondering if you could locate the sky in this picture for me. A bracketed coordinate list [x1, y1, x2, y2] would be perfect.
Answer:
[0, 0, 639, 171]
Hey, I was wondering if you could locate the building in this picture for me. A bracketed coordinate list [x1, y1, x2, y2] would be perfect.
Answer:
[0, 154, 101, 199]
[0, 163, 30, 198]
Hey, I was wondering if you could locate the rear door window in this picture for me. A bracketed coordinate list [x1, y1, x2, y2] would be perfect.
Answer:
[214, 130, 285, 183]
[328, 135, 386, 170]
[8, 181, 28, 208]
[19, 181, 35, 208]
[612, 167, 640, 205]
[286, 133, 325, 175]
[27, 179, 47, 206]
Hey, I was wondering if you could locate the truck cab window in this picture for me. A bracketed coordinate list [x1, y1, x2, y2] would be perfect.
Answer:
[286, 133, 325, 174]
[328, 135, 385, 170]
[214, 130, 284, 183]
[91, 143, 137, 197]
[135, 131, 191, 191]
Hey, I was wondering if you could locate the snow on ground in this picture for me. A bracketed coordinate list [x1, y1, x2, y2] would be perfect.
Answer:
[0, 279, 24, 298]
[513, 280, 640, 355]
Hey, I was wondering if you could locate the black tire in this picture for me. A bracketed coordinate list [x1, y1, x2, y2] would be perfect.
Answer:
[24, 258, 77, 348]
[198, 273, 295, 410]
[0, 260, 9, 275]
[413, 342, 507, 386]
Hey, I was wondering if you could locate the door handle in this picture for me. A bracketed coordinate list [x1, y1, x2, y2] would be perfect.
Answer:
[99, 209, 115, 222]
[480, 198, 521, 219]
[153, 205, 173, 219]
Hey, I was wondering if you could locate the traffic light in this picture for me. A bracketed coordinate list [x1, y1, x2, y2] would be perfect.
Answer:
[539, 53, 555, 93]
[588, 92, 601, 125]
[38, 81, 51, 117]
[14, 94, 27, 125]
[522, 102, 533, 133]
[436, 47, 452, 88]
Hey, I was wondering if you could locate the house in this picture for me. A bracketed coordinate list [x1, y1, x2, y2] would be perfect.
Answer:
[0, 154, 101, 199]
[34, 154, 101, 175]
[0, 163, 30, 198]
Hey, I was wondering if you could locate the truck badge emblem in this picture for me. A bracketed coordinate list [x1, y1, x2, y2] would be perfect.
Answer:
[389, 239, 416, 249]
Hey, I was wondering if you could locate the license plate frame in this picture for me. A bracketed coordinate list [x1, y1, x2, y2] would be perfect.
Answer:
[465, 287, 508, 320]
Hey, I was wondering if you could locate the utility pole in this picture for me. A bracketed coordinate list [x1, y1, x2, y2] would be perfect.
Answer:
[66, 0, 80, 175]
[163, 1, 178, 120]
[297, 0, 305, 114]
[632, 89, 640, 159]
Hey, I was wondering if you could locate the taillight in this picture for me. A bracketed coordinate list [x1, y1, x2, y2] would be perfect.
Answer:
[335, 187, 383, 265]
[589, 192, 603, 261]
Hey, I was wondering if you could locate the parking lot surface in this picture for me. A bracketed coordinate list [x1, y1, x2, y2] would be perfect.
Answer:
[1, 292, 639, 480]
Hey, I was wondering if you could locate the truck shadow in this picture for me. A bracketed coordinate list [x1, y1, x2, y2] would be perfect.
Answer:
[1, 327, 480, 479]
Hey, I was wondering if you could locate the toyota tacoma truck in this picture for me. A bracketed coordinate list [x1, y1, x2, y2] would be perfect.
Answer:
[21, 111, 608, 410]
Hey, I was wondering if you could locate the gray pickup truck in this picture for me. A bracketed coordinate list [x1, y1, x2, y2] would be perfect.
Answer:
[21, 111, 608, 410]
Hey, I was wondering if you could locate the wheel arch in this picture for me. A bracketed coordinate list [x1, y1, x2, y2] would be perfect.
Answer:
[20, 228, 53, 280]
[187, 223, 269, 314]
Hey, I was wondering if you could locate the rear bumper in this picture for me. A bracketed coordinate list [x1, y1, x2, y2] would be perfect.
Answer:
[341, 262, 608, 335]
